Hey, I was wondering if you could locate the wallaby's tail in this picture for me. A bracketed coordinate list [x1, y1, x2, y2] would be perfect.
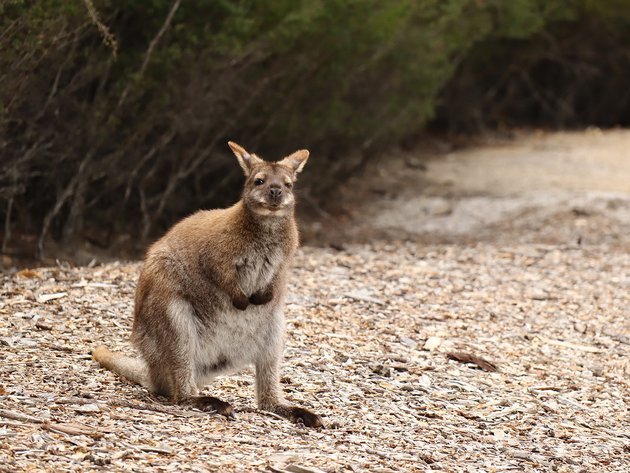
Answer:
[92, 346, 153, 391]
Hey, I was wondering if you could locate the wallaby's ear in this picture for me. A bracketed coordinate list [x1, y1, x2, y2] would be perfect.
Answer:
[279, 149, 310, 177]
[228, 141, 263, 176]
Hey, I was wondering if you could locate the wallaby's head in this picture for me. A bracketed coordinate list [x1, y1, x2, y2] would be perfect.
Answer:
[228, 141, 309, 217]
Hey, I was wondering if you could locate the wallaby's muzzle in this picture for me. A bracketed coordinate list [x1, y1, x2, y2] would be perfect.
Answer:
[269, 185, 283, 203]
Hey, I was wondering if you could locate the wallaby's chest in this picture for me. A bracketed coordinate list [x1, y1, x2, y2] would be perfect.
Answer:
[235, 243, 284, 294]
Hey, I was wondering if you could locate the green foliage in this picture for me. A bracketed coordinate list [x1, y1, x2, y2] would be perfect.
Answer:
[434, 0, 630, 131]
[1, 0, 629, 256]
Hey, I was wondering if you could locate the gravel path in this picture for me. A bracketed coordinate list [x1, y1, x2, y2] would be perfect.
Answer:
[1, 131, 629, 472]
[322, 129, 630, 249]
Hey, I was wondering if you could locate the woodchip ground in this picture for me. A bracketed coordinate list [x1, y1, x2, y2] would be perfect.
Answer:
[1, 130, 629, 472]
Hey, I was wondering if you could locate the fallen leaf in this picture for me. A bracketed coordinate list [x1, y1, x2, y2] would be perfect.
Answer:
[447, 351, 498, 372]
[17, 269, 40, 279]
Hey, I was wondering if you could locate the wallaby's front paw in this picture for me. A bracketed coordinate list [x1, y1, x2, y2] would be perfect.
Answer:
[249, 288, 273, 305]
[283, 406, 324, 428]
[232, 294, 249, 311]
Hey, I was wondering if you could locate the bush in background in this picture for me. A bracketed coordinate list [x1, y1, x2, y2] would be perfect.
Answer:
[433, 0, 630, 131]
[1, 0, 629, 258]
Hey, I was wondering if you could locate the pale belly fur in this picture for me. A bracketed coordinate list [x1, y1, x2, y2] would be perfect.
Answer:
[166, 245, 285, 389]
[167, 298, 284, 389]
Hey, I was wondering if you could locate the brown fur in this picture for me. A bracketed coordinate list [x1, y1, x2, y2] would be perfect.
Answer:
[93, 141, 323, 427]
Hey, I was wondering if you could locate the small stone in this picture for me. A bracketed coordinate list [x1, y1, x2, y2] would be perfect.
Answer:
[423, 336, 442, 351]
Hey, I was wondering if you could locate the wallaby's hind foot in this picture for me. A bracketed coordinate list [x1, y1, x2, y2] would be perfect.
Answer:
[270, 404, 324, 428]
[185, 396, 235, 418]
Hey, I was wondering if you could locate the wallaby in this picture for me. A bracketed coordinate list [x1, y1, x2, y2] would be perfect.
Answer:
[93, 141, 323, 427]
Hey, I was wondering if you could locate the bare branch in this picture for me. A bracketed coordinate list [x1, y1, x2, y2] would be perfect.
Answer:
[2, 195, 14, 254]
[38, 153, 94, 259]
[115, 0, 182, 111]
[82, 0, 118, 56]
[124, 128, 177, 202]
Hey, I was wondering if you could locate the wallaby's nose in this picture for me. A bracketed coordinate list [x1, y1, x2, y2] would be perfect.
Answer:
[269, 186, 282, 201]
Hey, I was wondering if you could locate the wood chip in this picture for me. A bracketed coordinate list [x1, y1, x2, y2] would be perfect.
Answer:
[37, 292, 67, 303]
[285, 465, 327, 473]
[72, 403, 101, 413]
[0, 409, 43, 424]
[42, 422, 104, 438]
[134, 444, 174, 455]
[343, 290, 386, 305]
[35, 321, 53, 331]
[543, 338, 603, 353]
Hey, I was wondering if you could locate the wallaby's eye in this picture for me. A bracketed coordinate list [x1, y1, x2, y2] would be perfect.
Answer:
[285, 182, 293, 189]
[254, 178, 265, 186]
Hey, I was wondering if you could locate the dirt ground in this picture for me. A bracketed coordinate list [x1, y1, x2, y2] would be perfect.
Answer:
[311, 128, 630, 249]
[1, 130, 629, 472]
